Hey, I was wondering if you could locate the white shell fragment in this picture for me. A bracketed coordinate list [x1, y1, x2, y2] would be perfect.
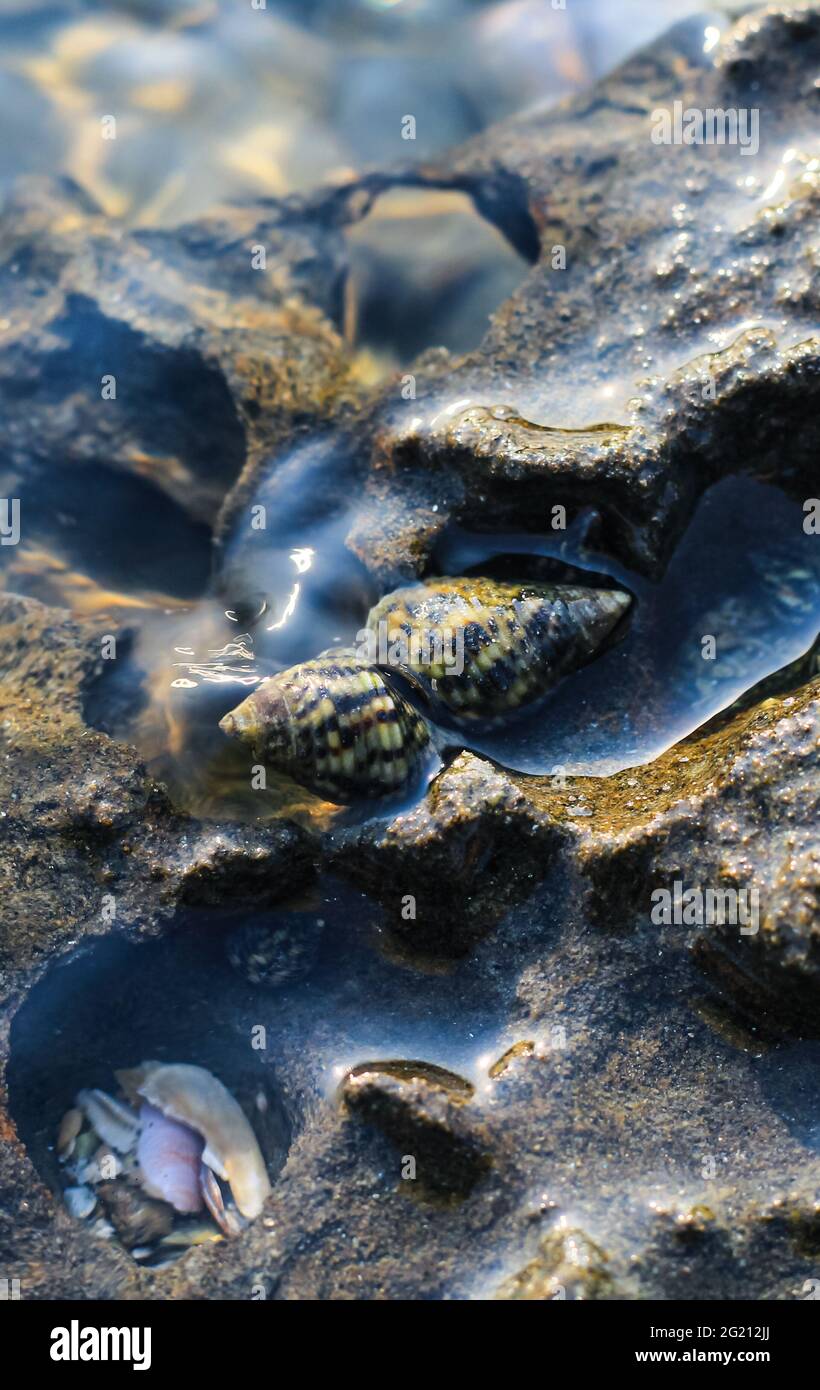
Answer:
[64, 1185, 98, 1220]
[76, 1088, 140, 1154]
[123, 1062, 271, 1220]
[94, 1145, 124, 1181]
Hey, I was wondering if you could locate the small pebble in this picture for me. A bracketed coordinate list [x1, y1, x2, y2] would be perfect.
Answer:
[64, 1185, 97, 1220]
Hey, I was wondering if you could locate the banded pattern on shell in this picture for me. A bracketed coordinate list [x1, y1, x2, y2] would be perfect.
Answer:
[219, 648, 433, 804]
[366, 576, 632, 720]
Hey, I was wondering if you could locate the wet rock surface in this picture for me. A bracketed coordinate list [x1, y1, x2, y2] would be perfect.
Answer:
[0, 592, 312, 979]
[0, 590, 312, 1296]
[0, 4, 818, 1301]
[340, 1060, 493, 1200]
[333, 5, 820, 584]
[0, 174, 357, 538]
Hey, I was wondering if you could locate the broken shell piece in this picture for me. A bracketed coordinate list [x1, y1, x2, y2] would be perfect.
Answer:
[78, 1143, 124, 1187]
[76, 1088, 139, 1153]
[200, 1161, 245, 1237]
[121, 1062, 271, 1221]
[57, 1107, 83, 1161]
[113, 1067, 149, 1109]
[72, 1128, 99, 1167]
[136, 1103, 204, 1215]
[159, 1221, 225, 1249]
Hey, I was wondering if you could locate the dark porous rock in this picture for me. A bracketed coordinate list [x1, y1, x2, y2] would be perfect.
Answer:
[0, 592, 314, 977]
[0, 175, 360, 531]
[336, 5, 820, 584]
[327, 751, 571, 954]
[583, 674, 820, 1032]
[335, 671, 820, 1028]
[340, 1060, 493, 1199]
[496, 1227, 615, 1301]
[636, 1194, 820, 1301]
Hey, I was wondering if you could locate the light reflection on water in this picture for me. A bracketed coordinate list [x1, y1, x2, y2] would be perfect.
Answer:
[169, 634, 259, 691]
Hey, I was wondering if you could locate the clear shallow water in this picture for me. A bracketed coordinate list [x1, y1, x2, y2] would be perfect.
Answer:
[0, 0, 709, 225]
[11, 870, 820, 1285]
[438, 476, 820, 775]
[7, 876, 515, 1193]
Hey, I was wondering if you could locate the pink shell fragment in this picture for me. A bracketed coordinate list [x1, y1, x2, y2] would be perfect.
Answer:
[136, 1102, 204, 1214]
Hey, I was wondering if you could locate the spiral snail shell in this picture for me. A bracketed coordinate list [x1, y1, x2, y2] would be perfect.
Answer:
[219, 647, 434, 803]
[365, 576, 631, 721]
[219, 578, 631, 803]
